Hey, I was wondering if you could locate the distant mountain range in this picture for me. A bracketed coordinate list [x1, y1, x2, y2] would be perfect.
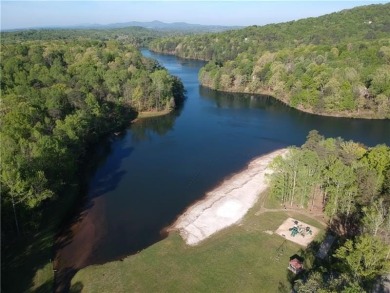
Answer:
[5, 21, 241, 32]
[77, 20, 241, 31]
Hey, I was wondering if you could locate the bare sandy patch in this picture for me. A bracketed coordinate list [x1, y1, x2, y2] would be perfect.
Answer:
[275, 217, 319, 247]
[263, 230, 274, 235]
[172, 148, 289, 246]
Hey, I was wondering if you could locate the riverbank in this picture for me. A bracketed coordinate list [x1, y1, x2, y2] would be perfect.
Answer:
[131, 109, 173, 123]
[71, 186, 325, 292]
[172, 148, 289, 245]
[199, 84, 384, 120]
[138, 109, 172, 118]
[149, 49, 385, 120]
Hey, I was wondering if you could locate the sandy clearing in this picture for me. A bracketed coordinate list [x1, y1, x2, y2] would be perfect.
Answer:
[275, 217, 319, 247]
[172, 148, 289, 246]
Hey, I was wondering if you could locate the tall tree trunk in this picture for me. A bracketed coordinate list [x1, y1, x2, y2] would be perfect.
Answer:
[291, 170, 297, 206]
[282, 174, 287, 204]
[11, 194, 20, 236]
[331, 184, 340, 225]
[344, 196, 352, 235]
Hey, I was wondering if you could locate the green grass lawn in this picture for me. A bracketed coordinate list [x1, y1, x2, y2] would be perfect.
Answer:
[71, 197, 325, 292]
[262, 189, 282, 209]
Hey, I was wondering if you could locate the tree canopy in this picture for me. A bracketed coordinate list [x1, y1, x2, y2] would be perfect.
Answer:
[0, 39, 184, 237]
[268, 131, 390, 291]
[2, 26, 167, 47]
[150, 3, 390, 118]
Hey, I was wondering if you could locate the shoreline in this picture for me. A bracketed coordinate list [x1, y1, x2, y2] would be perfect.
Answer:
[130, 109, 173, 124]
[199, 84, 386, 120]
[137, 109, 172, 118]
[149, 50, 386, 120]
[171, 148, 289, 246]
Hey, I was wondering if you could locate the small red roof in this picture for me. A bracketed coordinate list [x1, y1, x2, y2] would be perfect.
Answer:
[289, 258, 303, 269]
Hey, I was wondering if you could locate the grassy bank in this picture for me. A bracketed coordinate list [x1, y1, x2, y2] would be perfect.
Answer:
[71, 194, 325, 292]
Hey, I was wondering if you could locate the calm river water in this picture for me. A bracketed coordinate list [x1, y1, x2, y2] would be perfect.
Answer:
[55, 49, 390, 290]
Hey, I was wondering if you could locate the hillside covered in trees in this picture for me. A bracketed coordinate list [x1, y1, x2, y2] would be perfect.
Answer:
[0, 39, 184, 238]
[150, 3, 390, 118]
[1, 22, 237, 48]
[268, 131, 390, 291]
[1, 26, 166, 48]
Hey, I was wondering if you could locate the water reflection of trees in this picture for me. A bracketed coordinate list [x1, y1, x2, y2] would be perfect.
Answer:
[130, 109, 182, 142]
[200, 86, 390, 147]
[179, 59, 207, 69]
[199, 85, 290, 113]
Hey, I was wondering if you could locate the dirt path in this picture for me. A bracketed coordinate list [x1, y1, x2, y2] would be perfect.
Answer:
[255, 207, 327, 226]
[172, 148, 289, 245]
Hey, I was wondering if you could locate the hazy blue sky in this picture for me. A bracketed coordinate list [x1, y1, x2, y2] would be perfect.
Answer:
[1, 1, 388, 30]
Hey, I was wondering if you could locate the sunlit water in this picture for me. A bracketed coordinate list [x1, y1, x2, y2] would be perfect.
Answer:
[55, 49, 390, 290]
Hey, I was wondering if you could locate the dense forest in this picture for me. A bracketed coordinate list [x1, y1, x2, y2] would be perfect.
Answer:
[1, 22, 236, 47]
[268, 131, 390, 291]
[1, 26, 164, 47]
[2, 3, 389, 292]
[0, 39, 184, 238]
[150, 3, 390, 118]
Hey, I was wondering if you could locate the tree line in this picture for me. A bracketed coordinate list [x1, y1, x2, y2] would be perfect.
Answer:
[268, 130, 390, 291]
[1, 26, 168, 48]
[1, 23, 234, 47]
[0, 39, 184, 238]
[150, 3, 390, 118]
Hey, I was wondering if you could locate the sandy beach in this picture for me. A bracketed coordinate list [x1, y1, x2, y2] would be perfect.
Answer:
[172, 148, 289, 245]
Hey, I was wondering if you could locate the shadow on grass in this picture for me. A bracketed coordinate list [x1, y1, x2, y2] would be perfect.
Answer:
[54, 267, 79, 293]
[287, 228, 344, 291]
[278, 281, 290, 293]
[2, 232, 54, 293]
[34, 280, 85, 293]
[69, 282, 84, 293]
[1, 178, 92, 293]
[282, 233, 328, 291]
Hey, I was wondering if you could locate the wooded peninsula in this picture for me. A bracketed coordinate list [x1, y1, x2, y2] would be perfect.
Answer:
[1, 2, 389, 293]
[150, 3, 390, 118]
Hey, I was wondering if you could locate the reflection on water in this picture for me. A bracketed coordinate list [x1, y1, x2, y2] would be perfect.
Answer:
[200, 85, 390, 147]
[200, 86, 286, 110]
[55, 49, 390, 291]
[131, 109, 182, 142]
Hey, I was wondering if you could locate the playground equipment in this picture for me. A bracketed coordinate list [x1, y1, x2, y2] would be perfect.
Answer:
[289, 221, 313, 237]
